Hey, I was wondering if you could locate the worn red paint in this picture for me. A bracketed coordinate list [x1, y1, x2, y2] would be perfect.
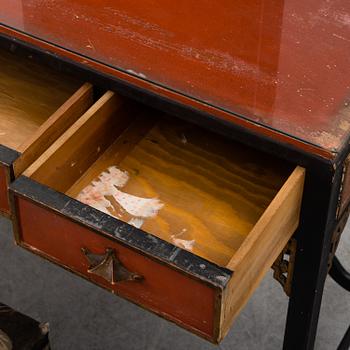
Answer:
[1, 0, 350, 157]
[15, 196, 217, 340]
[0, 165, 10, 215]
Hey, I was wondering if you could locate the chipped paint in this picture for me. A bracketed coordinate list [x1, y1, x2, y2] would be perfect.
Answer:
[215, 275, 229, 283]
[170, 228, 194, 251]
[128, 217, 144, 228]
[76, 166, 163, 226]
[86, 38, 95, 51]
[126, 69, 147, 79]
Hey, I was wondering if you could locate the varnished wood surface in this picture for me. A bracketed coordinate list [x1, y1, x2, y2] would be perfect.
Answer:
[13, 83, 93, 177]
[2, 1, 350, 156]
[220, 167, 305, 339]
[68, 117, 292, 266]
[66, 116, 155, 197]
[0, 165, 10, 214]
[25, 91, 132, 192]
[0, 47, 80, 151]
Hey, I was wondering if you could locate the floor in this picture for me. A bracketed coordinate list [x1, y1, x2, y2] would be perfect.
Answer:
[0, 216, 349, 350]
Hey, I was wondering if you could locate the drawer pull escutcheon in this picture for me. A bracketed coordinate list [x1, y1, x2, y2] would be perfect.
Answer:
[81, 247, 143, 284]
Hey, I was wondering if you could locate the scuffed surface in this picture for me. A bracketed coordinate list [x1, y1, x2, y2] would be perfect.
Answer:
[76, 166, 164, 227]
[2, 0, 350, 153]
[11, 176, 232, 287]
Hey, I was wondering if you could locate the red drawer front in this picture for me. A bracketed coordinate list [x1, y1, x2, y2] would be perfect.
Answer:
[15, 196, 217, 339]
[0, 165, 10, 215]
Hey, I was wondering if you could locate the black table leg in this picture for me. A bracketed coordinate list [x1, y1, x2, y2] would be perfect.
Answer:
[283, 164, 342, 350]
[338, 324, 350, 350]
[329, 256, 350, 292]
[329, 255, 350, 350]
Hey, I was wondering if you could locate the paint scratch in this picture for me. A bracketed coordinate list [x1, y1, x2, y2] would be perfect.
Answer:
[126, 69, 147, 79]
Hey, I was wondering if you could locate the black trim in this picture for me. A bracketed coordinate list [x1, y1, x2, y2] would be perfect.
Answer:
[283, 159, 342, 350]
[0, 144, 20, 167]
[10, 176, 232, 288]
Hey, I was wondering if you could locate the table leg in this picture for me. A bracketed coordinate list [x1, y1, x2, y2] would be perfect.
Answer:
[283, 165, 341, 350]
[338, 324, 350, 350]
[329, 256, 350, 292]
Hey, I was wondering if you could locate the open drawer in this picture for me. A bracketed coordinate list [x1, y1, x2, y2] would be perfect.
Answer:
[9, 90, 305, 342]
[0, 46, 94, 216]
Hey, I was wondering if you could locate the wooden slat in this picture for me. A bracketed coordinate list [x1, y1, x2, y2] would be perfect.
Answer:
[13, 83, 93, 176]
[66, 116, 156, 197]
[24, 91, 133, 192]
[0, 165, 10, 215]
[219, 166, 305, 340]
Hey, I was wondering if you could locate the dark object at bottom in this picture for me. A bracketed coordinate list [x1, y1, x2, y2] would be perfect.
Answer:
[329, 256, 350, 350]
[0, 303, 49, 350]
[329, 256, 350, 292]
[338, 324, 350, 350]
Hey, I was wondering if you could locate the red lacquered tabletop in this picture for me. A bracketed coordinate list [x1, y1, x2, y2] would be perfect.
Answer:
[1, 0, 350, 158]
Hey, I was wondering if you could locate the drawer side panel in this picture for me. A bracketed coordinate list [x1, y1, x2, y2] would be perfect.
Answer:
[15, 196, 217, 340]
[0, 165, 10, 215]
[220, 167, 305, 340]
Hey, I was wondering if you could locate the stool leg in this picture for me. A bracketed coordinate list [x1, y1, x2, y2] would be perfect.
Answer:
[283, 166, 338, 350]
[329, 256, 350, 292]
[329, 256, 350, 350]
[338, 324, 350, 350]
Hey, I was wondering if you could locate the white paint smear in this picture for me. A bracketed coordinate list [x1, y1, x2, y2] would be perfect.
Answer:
[172, 238, 195, 251]
[126, 69, 147, 79]
[77, 166, 163, 227]
[128, 217, 144, 228]
[170, 228, 194, 251]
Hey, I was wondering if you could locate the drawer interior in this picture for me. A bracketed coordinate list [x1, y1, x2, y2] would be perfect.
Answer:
[24, 91, 295, 267]
[0, 47, 81, 152]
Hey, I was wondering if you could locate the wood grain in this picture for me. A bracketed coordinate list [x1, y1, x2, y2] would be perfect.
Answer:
[68, 117, 292, 266]
[25, 91, 136, 193]
[66, 116, 156, 197]
[0, 48, 80, 151]
[219, 166, 305, 340]
[0, 165, 10, 215]
[13, 83, 93, 177]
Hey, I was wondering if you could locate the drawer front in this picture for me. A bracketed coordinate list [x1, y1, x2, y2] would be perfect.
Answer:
[14, 196, 218, 340]
[0, 165, 10, 215]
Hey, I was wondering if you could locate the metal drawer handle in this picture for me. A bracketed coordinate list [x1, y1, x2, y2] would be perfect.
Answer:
[81, 247, 143, 284]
